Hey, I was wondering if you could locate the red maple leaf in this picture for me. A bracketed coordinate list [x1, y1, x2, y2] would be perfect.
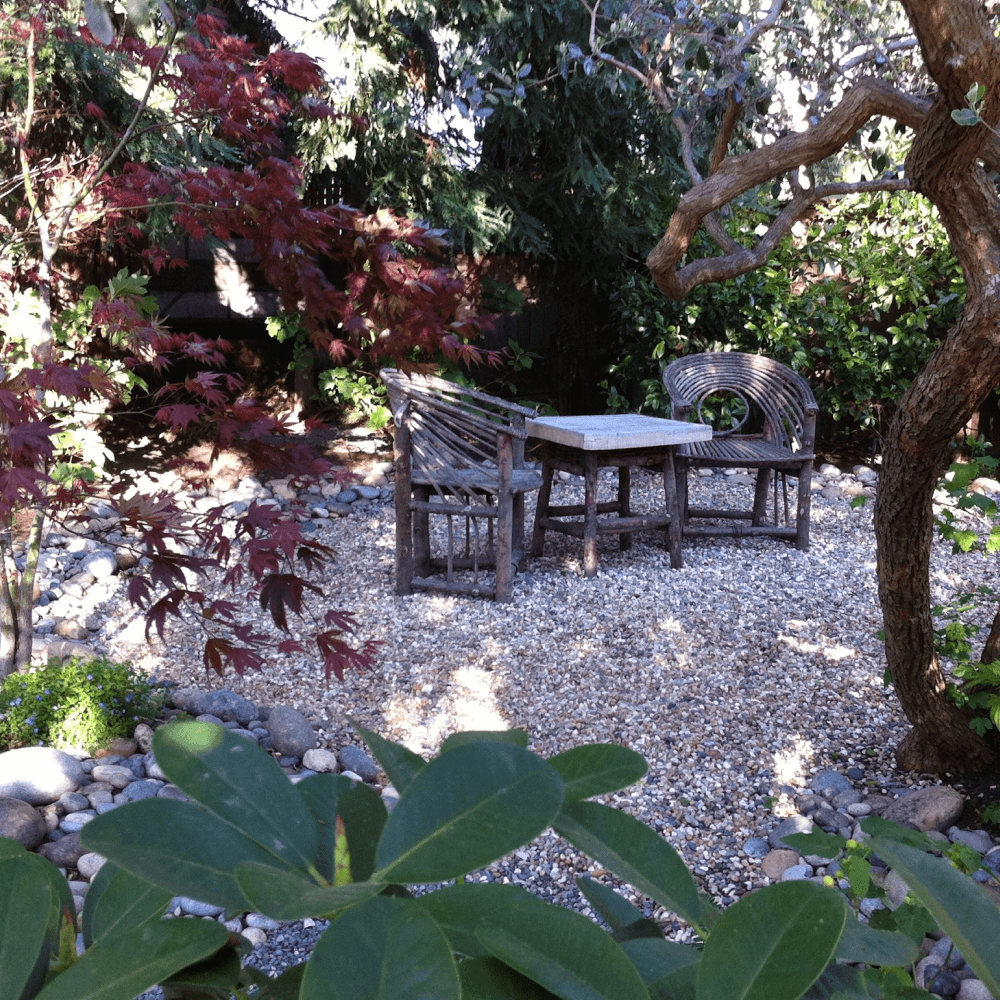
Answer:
[258, 573, 320, 631]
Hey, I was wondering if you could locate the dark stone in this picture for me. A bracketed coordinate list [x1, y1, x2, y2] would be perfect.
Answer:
[0, 796, 47, 849]
[37, 831, 88, 868]
[338, 746, 381, 782]
[767, 814, 813, 850]
[810, 770, 853, 798]
[265, 706, 316, 757]
[119, 780, 161, 803]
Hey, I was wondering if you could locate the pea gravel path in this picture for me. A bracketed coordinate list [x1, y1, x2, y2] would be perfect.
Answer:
[98, 464, 1000, 921]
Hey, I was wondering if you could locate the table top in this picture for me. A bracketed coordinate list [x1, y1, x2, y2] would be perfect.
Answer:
[527, 414, 713, 450]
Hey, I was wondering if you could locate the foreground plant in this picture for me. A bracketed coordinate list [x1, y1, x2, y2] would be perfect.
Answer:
[1, 722, 999, 1000]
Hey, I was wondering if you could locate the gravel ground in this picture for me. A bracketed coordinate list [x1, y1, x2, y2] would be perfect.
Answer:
[98, 464, 1000, 927]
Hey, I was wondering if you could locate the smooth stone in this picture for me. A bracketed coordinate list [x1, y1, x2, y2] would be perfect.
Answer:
[119, 756, 146, 779]
[175, 897, 225, 918]
[95, 737, 138, 759]
[930, 937, 965, 968]
[742, 837, 770, 859]
[244, 913, 280, 931]
[883, 786, 964, 832]
[118, 780, 161, 803]
[0, 796, 47, 849]
[83, 787, 113, 807]
[266, 706, 316, 757]
[768, 814, 814, 849]
[133, 723, 154, 753]
[142, 752, 167, 781]
[229, 729, 260, 742]
[948, 828, 994, 854]
[810, 770, 853, 797]
[80, 551, 117, 579]
[157, 784, 189, 801]
[339, 770, 363, 784]
[241, 927, 267, 947]
[301, 749, 339, 774]
[59, 810, 96, 833]
[76, 853, 107, 880]
[94, 802, 121, 814]
[37, 831, 88, 868]
[957, 980, 995, 1000]
[168, 688, 259, 726]
[760, 849, 802, 881]
[859, 897, 885, 918]
[983, 848, 1000, 876]
[338, 746, 380, 782]
[0, 747, 86, 805]
[846, 802, 872, 817]
[832, 789, 863, 808]
[779, 864, 814, 881]
[90, 765, 135, 790]
[58, 791, 90, 813]
[195, 714, 225, 726]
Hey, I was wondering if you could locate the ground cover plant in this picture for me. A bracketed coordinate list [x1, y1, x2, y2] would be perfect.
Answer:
[0, 656, 165, 752]
[2, 722, 999, 999]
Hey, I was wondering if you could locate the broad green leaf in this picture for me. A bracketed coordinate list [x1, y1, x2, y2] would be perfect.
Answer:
[374, 743, 564, 884]
[697, 881, 847, 1000]
[882, 900, 937, 945]
[153, 721, 319, 873]
[780, 829, 847, 859]
[834, 918, 919, 966]
[0, 837, 26, 860]
[296, 773, 387, 883]
[243, 964, 306, 1000]
[0, 856, 53, 1000]
[34, 917, 229, 1000]
[649, 959, 698, 1000]
[872, 838, 1000, 998]
[81, 798, 291, 912]
[554, 801, 702, 928]
[353, 723, 427, 793]
[577, 876, 646, 932]
[841, 855, 872, 901]
[458, 956, 561, 999]
[300, 895, 460, 1000]
[951, 109, 980, 126]
[81, 863, 173, 948]
[547, 745, 647, 801]
[477, 900, 650, 1000]
[440, 730, 530, 753]
[859, 817, 933, 851]
[619, 936, 699, 986]
[801, 964, 872, 1000]
[413, 883, 537, 958]
[235, 861, 383, 919]
[161, 945, 242, 997]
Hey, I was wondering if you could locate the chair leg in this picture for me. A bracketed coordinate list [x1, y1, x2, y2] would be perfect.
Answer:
[531, 459, 555, 557]
[752, 469, 770, 526]
[413, 485, 432, 577]
[795, 460, 814, 551]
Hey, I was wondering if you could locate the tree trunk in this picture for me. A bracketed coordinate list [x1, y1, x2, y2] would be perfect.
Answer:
[875, 0, 1000, 771]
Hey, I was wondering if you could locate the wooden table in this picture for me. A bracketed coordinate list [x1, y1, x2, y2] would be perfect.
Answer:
[528, 414, 712, 575]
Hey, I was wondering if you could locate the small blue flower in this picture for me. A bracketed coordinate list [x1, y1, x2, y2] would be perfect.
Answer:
[24, 716, 35, 727]
[10, 697, 21, 707]
[35, 694, 43, 701]
[98, 702, 107, 710]
[86, 674, 93, 681]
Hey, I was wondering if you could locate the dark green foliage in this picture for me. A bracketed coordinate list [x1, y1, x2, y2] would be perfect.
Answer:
[3, 722, 999, 999]
[0, 657, 166, 753]
[606, 193, 963, 441]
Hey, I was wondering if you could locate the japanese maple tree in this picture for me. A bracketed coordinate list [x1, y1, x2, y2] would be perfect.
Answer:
[0, 0, 494, 680]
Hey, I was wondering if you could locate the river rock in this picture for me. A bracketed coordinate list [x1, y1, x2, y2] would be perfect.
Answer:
[338, 745, 380, 782]
[883, 786, 964, 831]
[0, 796, 47, 849]
[761, 849, 802, 881]
[302, 748, 339, 773]
[266, 706, 316, 757]
[767, 814, 813, 849]
[0, 747, 86, 805]
[37, 831, 88, 868]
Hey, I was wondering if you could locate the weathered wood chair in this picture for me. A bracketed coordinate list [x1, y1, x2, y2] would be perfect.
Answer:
[663, 352, 819, 550]
[380, 369, 543, 601]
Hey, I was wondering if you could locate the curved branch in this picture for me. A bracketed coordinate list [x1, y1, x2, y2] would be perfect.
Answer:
[647, 77, 931, 298]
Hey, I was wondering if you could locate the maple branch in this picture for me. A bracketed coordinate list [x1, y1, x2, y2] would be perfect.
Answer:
[647, 77, 928, 299]
[53, 23, 178, 252]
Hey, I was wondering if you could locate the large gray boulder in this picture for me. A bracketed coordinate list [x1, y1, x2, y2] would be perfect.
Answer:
[266, 706, 316, 757]
[0, 747, 85, 805]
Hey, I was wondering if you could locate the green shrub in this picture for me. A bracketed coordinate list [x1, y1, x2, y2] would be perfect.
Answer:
[2, 722, 998, 1000]
[0, 657, 166, 753]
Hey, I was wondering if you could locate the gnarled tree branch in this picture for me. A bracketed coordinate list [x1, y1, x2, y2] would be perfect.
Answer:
[647, 77, 932, 298]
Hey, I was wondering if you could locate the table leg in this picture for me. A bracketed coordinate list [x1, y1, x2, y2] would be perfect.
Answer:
[663, 449, 683, 569]
[618, 464, 632, 551]
[584, 452, 599, 576]
[530, 457, 554, 557]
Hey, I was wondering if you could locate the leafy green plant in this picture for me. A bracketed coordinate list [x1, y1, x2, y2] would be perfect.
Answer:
[0, 657, 165, 753]
[2, 721, 999, 1000]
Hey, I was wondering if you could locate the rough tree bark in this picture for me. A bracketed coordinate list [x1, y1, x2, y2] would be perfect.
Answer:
[647, 0, 1000, 773]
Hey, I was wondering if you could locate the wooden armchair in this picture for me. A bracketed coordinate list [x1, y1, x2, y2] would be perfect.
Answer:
[663, 352, 819, 550]
[380, 369, 543, 601]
